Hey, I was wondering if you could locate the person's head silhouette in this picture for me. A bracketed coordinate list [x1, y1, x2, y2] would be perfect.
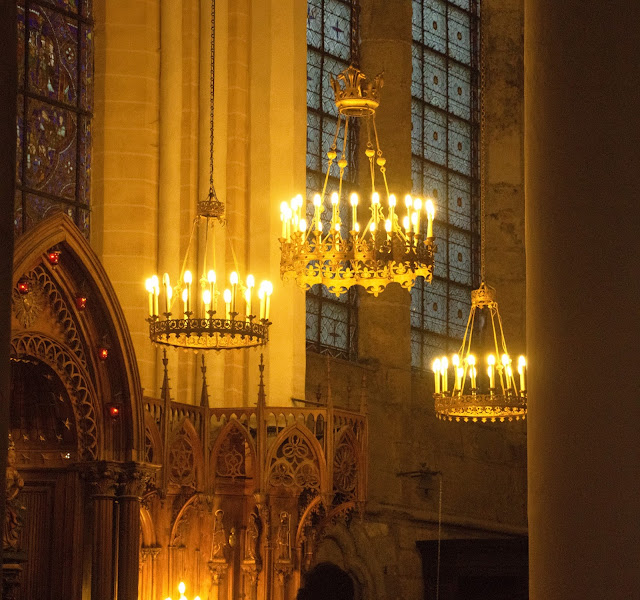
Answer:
[296, 562, 355, 600]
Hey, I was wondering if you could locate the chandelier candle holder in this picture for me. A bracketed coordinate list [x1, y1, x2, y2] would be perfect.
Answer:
[165, 581, 200, 600]
[144, 0, 272, 351]
[432, 283, 527, 423]
[279, 65, 436, 297]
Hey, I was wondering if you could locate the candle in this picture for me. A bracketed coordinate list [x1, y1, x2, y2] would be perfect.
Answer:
[230, 271, 238, 314]
[224, 289, 231, 320]
[280, 201, 288, 239]
[385, 219, 391, 240]
[404, 194, 412, 225]
[258, 287, 266, 321]
[331, 192, 339, 232]
[203, 289, 211, 315]
[487, 354, 496, 389]
[411, 212, 418, 236]
[162, 273, 171, 314]
[350, 193, 358, 232]
[264, 281, 273, 320]
[166, 285, 173, 314]
[501, 354, 512, 389]
[145, 278, 154, 317]
[452, 354, 461, 390]
[433, 358, 441, 393]
[403, 215, 410, 234]
[300, 218, 307, 234]
[182, 288, 189, 319]
[413, 198, 422, 235]
[372, 192, 380, 229]
[388, 194, 396, 227]
[246, 274, 255, 317]
[207, 270, 216, 313]
[426, 199, 435, 238]
[457, 367, 464, 393]
[518, 356, 527, 393]
[150, 275, 159, 316]
[441, 356, 448, 392]
[184, 270, 192, 315]
[468, 354, 477, 388]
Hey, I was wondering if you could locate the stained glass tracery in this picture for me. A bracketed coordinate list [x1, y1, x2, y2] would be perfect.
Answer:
[16, 0, 93, 237]
[411, 0, 480, 369]
[306, 0, 359, 360]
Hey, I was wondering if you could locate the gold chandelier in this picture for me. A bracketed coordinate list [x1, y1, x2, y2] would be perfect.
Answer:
[279, 66, 436, 297]
[144, 0, 272, 351]
[432, 6, 526, 423]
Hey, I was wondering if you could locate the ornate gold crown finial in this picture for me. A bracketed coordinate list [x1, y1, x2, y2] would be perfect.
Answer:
[330, 65, 383, 116]
[470, 281, 496, 307]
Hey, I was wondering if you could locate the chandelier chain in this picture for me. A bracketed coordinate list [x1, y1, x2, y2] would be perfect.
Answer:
[479, 0, 486, 283]
[209, 0, 217, 200]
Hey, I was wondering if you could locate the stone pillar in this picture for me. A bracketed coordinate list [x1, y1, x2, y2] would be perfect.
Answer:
[525, 1, 640, 597]
[86, 463, 119, 600]
[117, 464, 155, 600]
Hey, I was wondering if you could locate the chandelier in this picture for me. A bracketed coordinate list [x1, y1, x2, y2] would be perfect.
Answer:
[279, 65, 436, 297]
[432, 8, 527, 423]
[144, 0, 272, 351]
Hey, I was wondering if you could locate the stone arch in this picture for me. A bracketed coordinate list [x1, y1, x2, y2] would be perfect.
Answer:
[12, 213, 144, 460]
[168, 417, 204, 490]
[143, 411, 163, 465]
[210, 418, 256, 487]
[10, 332, 101, 461]
[140, 504, 157, 546]
[265, 424, 327, 494]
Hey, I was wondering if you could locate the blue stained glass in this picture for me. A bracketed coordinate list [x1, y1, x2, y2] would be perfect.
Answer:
[307, 112, 322, 171]
[424, 108, 447, 165]
[324, 0, 351, 61]
[39, 0, 79, 14]
[307, 0, 323, 48]
[448, 63, 471, 120]
[448, 116, 471, 175]
[28, 5, 78, 107]
[81, 25, 93, 111]
[424, 52, 447, 109]
[24, 193, 75, 231]
[448, 173, 472, 230]
[78, 117, 91, 204]
[448, 229, 472, 285]
[17, 6, 26, 85]
[424, 0, 447, 53]
[14, 191, 23, 236]
[16, 96, 24, 185]
[448, 7, 471, 65]
[448, 283, 471, 338]
[433, 222, 449, 279]
[307, 52, 322, 110]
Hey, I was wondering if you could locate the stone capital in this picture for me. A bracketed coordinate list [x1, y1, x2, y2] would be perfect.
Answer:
[118, 462, 159, 500]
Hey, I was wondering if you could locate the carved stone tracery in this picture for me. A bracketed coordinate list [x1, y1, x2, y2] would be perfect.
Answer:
[268, 431, 321, 492]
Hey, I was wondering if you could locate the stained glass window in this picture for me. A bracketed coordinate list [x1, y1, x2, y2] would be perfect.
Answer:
[15, 0, 93, 237]
[410, 0, 480, 369]
[306, 0, 359, 359]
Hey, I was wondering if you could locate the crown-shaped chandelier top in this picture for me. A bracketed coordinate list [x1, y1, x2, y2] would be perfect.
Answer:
[280, 66, 436, 297]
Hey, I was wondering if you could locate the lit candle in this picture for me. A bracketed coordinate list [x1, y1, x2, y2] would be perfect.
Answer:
[207, 270, 216, 312]
[264, 281, 273, 320]
[388, 194, 396, 227]
[370, 222, 376, 233]
[184, 270, 192, 314]
[385, 219, 392, 240]
[224, 289, 231, 320]
[411, 212, 418, 236]
[402, 215, 410, 234]
[501, 354, 512, 389]
[182, 288, 189, 319]
[178, 582, 186, 596]
[467, 354, 477, 388]
[487, 354, 496, 389]
[258, 287, 265, 320]
[230, 271, 238, 314]
[294, 193, 303, 226]
[162, 273, 171, 314]
[145, 278, 154, 317]
[452, 354, 461, 390]
[331, 192, 339, 232]
[203, 289, 211, 315]
[413, 198, 422, 235]
[166, 285, 173, 314]
[151, 275, 159, 316]
[404, 194, 413, 225]
[426, 198, 435, 238]
[300, 218, 307, 234]
[280, 201, 288, 239]
[441, 356, 448, 392]
[246, 274, 255, 317]
[518, 356, 527, 393]
[350, 193, 358, 232]
[457, 367, 464, 393]
[372, 192, 380, 229]
[433, 358, 441, 393]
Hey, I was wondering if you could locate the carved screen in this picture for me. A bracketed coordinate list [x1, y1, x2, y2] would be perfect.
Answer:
[306, 0, 359, 360]
[16, 0, 93, 237]
[410, 0, 480, 368]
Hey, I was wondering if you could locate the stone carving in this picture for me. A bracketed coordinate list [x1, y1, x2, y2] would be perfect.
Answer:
[268, 431, 320, 492]
[245, 508, 262, 565]
[169, 431, 195, 488]
[333, 433, 358, 501]
[3, 439, 24, 551]
[215, 424, 247, 481]
[276, 511, 291, 562]
[210, 509, 228, 560]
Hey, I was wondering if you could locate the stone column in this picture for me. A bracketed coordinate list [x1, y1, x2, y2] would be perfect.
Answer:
[86, 463, 119, 600]
[117, 464, 155, 600]
[525, 1, 640, 597]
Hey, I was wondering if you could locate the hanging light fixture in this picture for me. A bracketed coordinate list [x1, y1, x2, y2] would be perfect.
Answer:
[279, 65, 436, 297]
[432, 6, 527, 423]
[144, 0, 272, 350]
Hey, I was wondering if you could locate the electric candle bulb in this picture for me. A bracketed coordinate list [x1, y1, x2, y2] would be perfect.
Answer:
[203, 289, 211, 314]
[223, 289, 231, 320]
[313, 194, 322, 207]
[370, 222, 376, 233]
[331, 192, 339, 205]
[372, 192, 380, 204]
[300, 218, 307, 233]
[403, 216, 410, 233]
[151, 275, 159, 316]
[183, 271, 192, 315]
[230, 272, 238, 314]
[258, 287, 265, 320]
[452, 354, 461, 390]
[162, 273, 171, 314]
[179, 582, 186, 595]
[166, 285, 173, 311]
[404, 194, 413, 210]
[385, 219, 392, 233]
[426, 199, 435, 238]
[244, 288, 252, 320]
[518, 355, 527, 392]
[389, 194, 396, 207]
[433, 358, 441, 393]
[456, 367, 464, 392]
[350, 192, 358, 231]
[264, 281, 273, 320]
[468, 354, 477, 388]
[145, 278, 154, 316]
[350, 193, 358, 206]
[354, 222, 360, 233]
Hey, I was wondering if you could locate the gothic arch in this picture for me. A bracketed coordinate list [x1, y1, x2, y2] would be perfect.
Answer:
[266, 424, 327, 494]
[210, 418, 256, 487]
[10, 332, 101, 461]
[12, 213, 145, 460]
[168, 417, 204, 490]
[143, 411, 163, 465]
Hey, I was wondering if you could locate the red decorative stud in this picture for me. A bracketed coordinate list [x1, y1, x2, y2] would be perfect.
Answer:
[98, 347, 109, 361]
[76, 296, 87, 310]
[107, 404, 121, 418]
[17, 278, 30, 295]
[46, 250, 61, 266]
